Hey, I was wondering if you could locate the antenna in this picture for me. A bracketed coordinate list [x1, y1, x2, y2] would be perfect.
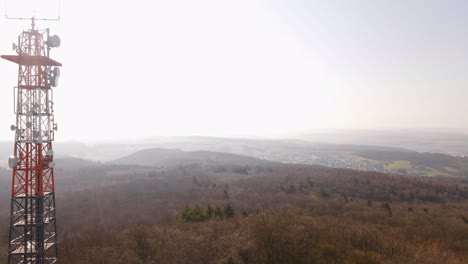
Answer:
[5, 0, 61, 21]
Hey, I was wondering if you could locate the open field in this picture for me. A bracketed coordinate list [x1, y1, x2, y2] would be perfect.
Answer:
[383, 160, 446, 176]
[384, 160, 412, 170]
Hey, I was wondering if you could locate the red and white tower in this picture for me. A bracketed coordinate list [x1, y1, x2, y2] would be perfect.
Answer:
[1, 18, 61, 263]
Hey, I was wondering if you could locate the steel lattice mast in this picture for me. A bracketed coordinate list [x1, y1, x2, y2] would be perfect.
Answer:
[1, 18, 61, 264]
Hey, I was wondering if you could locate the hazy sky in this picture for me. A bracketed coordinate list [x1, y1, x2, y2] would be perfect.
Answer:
[0, 0, 467, 141]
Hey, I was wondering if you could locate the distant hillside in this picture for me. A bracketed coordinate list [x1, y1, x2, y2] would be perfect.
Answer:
[54, 157, 100, 169]
[2, 138, 468, 177]
[110, 148, 272, 167]
[297, 129, 468, 156]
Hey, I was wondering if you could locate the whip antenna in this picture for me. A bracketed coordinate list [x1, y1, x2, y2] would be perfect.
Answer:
[5, 0, 61, 21]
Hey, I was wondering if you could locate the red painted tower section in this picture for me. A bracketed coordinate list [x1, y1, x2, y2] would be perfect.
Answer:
[1, 19, 61, 264]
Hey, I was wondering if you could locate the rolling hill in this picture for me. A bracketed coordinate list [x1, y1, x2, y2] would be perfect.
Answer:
[110, 148, 272, 167]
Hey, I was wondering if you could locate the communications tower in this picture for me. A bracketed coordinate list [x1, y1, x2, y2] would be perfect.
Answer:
[1, 18, 61, 263]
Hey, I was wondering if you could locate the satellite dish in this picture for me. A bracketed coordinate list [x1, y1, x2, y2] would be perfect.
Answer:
[48, 162, 56, 168]
[8, 156, 18, 169]
[33, 131, 40, 138]
[46, 35, 61, 48]
[47, 149, 54, 156]
[26, 122, 32, 128]
[52, 67, 60, 78]
[10, 125, 16, 131]
[51, 75, 59, 87]
[32, 105, 41, 114]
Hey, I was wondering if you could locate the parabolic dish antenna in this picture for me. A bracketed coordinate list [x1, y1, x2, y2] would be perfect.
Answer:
[46, 35, 61, 48]
[51, 75, 59, 87]
[52, 67, 60, 77]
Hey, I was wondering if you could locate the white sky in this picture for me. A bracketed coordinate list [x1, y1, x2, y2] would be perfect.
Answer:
[0, 0, 467, 141]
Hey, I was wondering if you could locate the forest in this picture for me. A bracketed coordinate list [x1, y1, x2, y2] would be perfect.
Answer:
[0, 158, 467, 263]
